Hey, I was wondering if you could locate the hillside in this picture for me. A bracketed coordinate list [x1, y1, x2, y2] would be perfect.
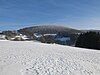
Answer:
[0, 41, 100, 75]
[18, 25, 82, 35]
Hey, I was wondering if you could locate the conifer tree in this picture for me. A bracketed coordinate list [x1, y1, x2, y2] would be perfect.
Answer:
[75, 32, 100, 50]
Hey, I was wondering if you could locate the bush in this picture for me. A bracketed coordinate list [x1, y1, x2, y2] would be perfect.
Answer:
[5, 36, 12, 40]
[39, 36, 46, 43]
[2, 30, 17, 38]
[75, 32, 100, 50]
[39, 36, 55, 44]
[13, 37, 25, 41]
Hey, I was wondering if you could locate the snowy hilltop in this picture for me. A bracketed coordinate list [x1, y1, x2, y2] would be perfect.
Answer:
[0, 41, 100, 75]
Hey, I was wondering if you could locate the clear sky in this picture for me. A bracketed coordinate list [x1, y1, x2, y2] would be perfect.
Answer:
[0, 0, 100, 30]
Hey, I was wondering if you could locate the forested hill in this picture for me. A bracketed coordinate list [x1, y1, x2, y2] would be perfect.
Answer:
[18, 25, 82, 35]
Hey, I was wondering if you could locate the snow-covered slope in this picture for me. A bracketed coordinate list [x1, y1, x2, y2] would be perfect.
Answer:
[0, 41, 100, 75]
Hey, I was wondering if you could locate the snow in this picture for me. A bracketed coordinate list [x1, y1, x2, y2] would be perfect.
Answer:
[34, 33, 42, 38]
[0, 35, 6, 40]
[0, 41, 100, 75]
[21, 35, 30, 40]
[14, 35, 30, 40]
[55, 37, 70, 41]
[43, 34, 57, 36]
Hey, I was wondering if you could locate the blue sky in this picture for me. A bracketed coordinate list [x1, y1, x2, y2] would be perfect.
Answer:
[0, 0, 100, 30]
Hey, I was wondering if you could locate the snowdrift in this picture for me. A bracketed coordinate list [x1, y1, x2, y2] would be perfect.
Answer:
[0, 41, 100, 75]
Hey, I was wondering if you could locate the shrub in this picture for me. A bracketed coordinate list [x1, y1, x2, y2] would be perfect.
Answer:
[13, 37, 25, 41]
[39, 36, 55, 44]
[5, 36, 12, 40]
[39, 36, 46, 43]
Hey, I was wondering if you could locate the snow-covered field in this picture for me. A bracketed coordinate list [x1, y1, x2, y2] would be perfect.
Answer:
[0, 41, 100, 75]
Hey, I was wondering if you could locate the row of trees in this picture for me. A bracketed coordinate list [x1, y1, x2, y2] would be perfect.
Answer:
[2, 30, 100, 50]
[75, 32, 100, 50]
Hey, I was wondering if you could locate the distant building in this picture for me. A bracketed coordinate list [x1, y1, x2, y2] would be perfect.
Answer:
[19, 34, 31, 40]
[11, 34, 31, 41]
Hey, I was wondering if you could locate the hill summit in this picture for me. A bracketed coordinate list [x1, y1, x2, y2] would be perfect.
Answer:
[18, 25, 81, 35]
